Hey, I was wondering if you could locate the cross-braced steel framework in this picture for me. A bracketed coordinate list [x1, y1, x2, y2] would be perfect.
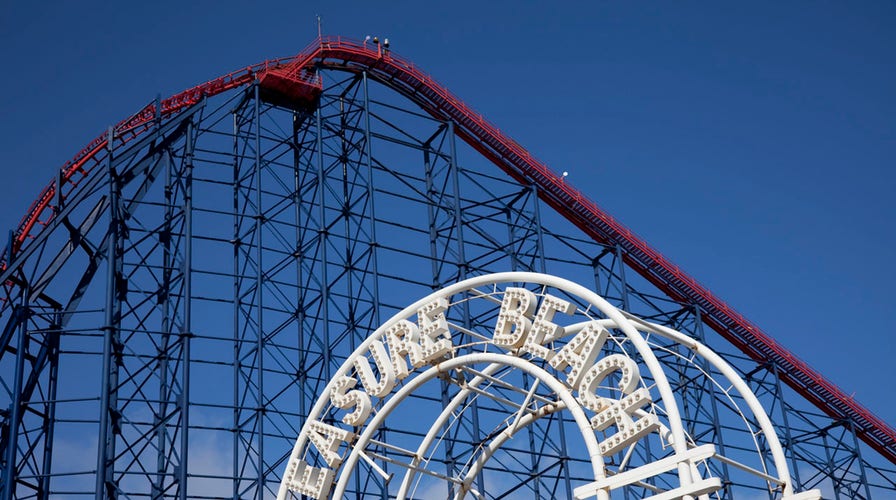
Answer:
[0, 36, 894, 499]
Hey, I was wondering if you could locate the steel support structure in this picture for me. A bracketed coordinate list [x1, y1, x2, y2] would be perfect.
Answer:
[0, 36, 894, 498]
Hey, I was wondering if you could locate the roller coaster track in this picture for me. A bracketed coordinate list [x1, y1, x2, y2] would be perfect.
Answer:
[5, 35, 895, 466]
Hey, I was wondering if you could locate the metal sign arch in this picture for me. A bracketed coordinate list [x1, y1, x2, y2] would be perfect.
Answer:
[279, 272, 820, 499]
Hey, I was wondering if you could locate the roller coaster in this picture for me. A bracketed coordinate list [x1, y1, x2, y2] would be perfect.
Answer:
[0, 35, 893, 499]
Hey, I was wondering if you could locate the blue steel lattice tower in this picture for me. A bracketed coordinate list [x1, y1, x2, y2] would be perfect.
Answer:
[0, 36, 894, 499]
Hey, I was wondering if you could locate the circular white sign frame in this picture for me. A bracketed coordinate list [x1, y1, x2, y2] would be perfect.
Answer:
[278, 272, 819, 500]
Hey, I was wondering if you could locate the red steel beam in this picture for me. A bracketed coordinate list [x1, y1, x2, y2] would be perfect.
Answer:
[7, 36, 895, 465]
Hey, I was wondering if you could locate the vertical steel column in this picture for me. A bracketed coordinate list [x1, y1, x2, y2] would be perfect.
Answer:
[315, 96, 332, 382]
[4, 230, 11, 270]
[537, 183, 573, 497]
[1, 299, 27, 500]
[609, 244, 656, 500]
[154, 136, 173, 500]
[502, 210, 541, 496]
[523, 373, 543, 497]
[361, 72, 382, 327]
[693, 305, 731, 494]
[446, 120, 485, 495]
[505, 208, 520, 271]
[252, 82, 265, 500]
[847, 419, 871, 498]
[504, 203, 556, 496]
[152, 95, 170, 500]
[424, 137, 458, 494]
[38, 313, 60, 499]
[820, 420, 869, 497]
[423, 145, 440, 288]
[55, 169, 64, 219]
[178, 119, 195, 500]
[769, 362, 802, 489]
[821, 431, 842, 500]
[614, 244, 631, 311]
[591, 253, 605, 298]
[447, 121, 467, 282]
[231, 108, 241, 500]
[231, 85, 266, 498]
[96, 126, 121, 500]
[530, 184, 548, 274]
[596, 249, 616, 299]
[847, 419, 873, 499]
[292, 112, 307, 421]
[337, 91, 359, 355]
[361, 71, 388, 500]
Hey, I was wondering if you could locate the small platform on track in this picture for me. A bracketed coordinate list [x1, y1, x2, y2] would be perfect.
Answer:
[258, 67, 322, 111]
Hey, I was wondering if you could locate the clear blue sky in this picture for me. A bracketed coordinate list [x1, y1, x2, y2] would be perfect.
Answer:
[1, 0, 894, 428]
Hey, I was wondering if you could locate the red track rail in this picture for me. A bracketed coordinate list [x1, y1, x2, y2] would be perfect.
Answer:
[8, 36, 895, 464]
[5, 44, 315, 260]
